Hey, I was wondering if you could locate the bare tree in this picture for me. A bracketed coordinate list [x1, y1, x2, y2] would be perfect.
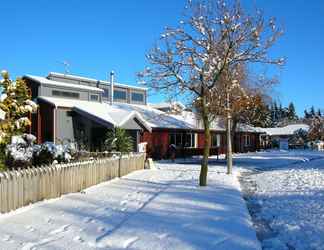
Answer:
[209, 65, 277, 154]
[139, 0, 283, 186]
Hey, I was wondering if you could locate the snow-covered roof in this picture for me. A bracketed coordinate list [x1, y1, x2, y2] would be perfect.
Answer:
[37, 96, 261, 133]
[24, 75, 104, 93]
[260, 124, 310, 136]
[47, 72, 148, 91]
[149, 102, 186, 110]
[111, 103, 196, 130]
[38, 96, 152, 132]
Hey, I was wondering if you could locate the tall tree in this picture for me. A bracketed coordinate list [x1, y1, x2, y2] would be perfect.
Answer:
[287, 102, 297, 121]
[310, 106, 316, 117]
[317, 109, 322, 117]
[139, 0, 283, 185]
[304, 109, 310, 119]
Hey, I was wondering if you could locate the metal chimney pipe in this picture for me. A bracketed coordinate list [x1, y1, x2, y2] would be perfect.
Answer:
[110, 71, 114, 105]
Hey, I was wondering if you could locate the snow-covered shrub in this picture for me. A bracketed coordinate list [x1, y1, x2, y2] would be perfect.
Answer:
[32, 142, 56, 166]
[4, 134, 78, 168]
[5, 134, 36, 169]
[33, 141, 77, 166]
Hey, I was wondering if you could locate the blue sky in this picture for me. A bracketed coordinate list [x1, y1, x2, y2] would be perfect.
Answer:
[1, 0, 323, 116]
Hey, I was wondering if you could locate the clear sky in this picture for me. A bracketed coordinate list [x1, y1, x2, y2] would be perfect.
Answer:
[1, 0, 323, 116]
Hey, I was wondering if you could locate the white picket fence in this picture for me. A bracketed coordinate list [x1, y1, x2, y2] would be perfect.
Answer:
[0, 153, 146, 214]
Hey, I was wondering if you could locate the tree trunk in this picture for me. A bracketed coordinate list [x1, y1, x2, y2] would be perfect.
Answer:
[199, 95, 211, 186]
[231, 119, 238, 152]
[226, 91, 233, 175]
[226, 112, 233, 174]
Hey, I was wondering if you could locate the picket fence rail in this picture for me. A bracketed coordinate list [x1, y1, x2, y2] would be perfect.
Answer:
[0, 153, 146, 214]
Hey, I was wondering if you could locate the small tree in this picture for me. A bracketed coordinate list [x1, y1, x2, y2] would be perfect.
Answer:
[308, 116, 324, 141]
[105, 127, 133, 153]
[139, 0, 283, 185]
[0, 70, 37, 144]
[0, 71, 37, 169]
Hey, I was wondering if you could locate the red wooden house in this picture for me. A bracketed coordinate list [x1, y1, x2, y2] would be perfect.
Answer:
[24, 72, 263, 159]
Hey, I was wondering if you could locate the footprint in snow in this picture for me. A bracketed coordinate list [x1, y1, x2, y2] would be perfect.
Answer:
[83, 217, 92, 223]
[2, 234, 12, 242]
[97, 226, 106, 232]
[25, 225, 35, 232]
[182, 223, 193, 228]
[73, 236, 84, 243]
[157, 233, 169, 240]
[123, 236, 139, 248]
[120, 200, 128, 206]
[49, 224, 71, 235]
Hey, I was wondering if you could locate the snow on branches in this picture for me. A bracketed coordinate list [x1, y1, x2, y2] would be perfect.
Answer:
[0, 70, 37, 144]
[138, 0, 284, 100]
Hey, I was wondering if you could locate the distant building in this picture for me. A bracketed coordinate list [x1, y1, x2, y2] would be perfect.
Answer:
[260, 124, 309, 150]
[24, 72, 263, 158]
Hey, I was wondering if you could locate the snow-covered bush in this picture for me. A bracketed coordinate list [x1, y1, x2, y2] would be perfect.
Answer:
[5, 134, 36, 169]
[33, 141, 77, 166]
[5, 134, 77, 169]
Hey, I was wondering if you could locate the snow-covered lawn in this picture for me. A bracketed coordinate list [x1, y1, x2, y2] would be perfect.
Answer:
[0, 162, 260, 250]
[236, 150, 324, 250]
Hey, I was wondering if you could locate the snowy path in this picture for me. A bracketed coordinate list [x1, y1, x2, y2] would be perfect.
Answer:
[0, 163, 260, 250]
[236, 150, 324, 250]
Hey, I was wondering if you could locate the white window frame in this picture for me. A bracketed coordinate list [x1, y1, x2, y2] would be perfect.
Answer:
[184, 132, 196, 148]
[90, 94, 100, 102]
[244, 134, 251, 146]
[211, 134, 221, 148]
[114, 89, 127, 101]
[131, 91, 144, 103]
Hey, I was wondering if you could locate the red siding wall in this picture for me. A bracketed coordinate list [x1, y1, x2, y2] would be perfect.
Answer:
[141, 131, 169, 159]
[36, 103, 54, 143]
[141, 129, 261, 159]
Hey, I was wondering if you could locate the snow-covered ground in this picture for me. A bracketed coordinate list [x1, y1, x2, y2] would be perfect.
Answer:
[236, 150, 324, 250]
[0, 162, 260, 250]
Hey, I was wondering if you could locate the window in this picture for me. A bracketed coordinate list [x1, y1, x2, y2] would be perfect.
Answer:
[102, 88, 109, 98]
[169, 133, 183, 147]
[90, 94, 99, 102]
[114, 90, 127, 100]
[212, 134, 221, 147]
[244, 134, 251, 146]
[66, 111, 75, 117]
[131, 92, 144, 102]
[52, 90, 79, 99]
[184, 133, 196, 148]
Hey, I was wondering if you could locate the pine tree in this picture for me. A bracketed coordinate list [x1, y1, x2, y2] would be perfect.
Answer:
[104, 127, 133, 153]
[0, 70, 37, 145]
[310, 106, 316, 117]
[287, 102, 297, 121]
[317, 109, 322, 117]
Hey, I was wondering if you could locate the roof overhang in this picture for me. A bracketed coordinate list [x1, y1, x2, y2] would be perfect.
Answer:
[72, 107, 115, 129]
[118, 111, 152, 132]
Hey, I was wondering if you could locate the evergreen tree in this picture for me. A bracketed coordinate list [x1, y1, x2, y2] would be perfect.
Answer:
[317, 109, 322, 117]
[310, 106, 316, 117]
[104, 127, 133, 153]
[304, 109, 310, 119]
[0, 70, 37, 145]
[287, 102, 297, 121]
